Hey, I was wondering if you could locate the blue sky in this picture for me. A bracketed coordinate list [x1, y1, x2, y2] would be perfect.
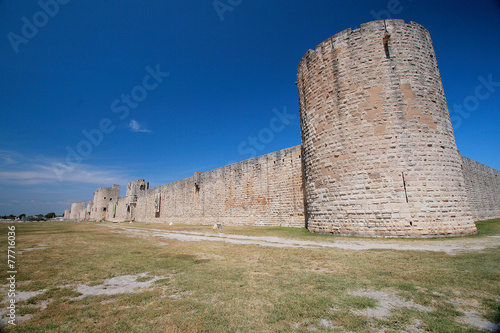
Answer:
[1, 0, 499, 216]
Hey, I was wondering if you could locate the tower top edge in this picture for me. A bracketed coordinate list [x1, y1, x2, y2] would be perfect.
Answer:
[298, 20, 428, 68]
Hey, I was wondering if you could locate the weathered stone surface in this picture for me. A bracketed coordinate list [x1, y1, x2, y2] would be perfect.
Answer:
[297, 19, 477, 237]
[462, 156, 500, 221]
[69, 202, 86, 221]
[132, 146, 304, 227]
[90, 185, 120, 221]
[63, 209, 71, 220]
[67, 147, 304, 227]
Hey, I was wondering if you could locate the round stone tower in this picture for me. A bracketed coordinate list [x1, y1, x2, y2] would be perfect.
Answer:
[297, 19, 477, 237]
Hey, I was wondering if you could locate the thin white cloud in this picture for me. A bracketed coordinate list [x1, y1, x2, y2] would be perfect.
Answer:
[0, 151, 19, 165]
[0, 151, 130, 186]
[0, 167, 127, 186]
[129, 119, 152, 133]
[0, 151, 136, 215]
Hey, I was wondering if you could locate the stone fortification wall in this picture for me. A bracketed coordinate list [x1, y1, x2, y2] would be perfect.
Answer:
[133, 146, 304, 227]
[70, 201, 86, 221]
[85, 201, 93, 220]
[90, 185, 120, 221]
[126, 179, 149, 200]
[106, 197, 126, 222]
[63, 20, 499, 237]
[105, 179, 149, 222]
[461, 156, 500, 221]
[297, 19, 476, 236]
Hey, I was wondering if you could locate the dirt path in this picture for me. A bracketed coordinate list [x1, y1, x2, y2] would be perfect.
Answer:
[98, 223, 499, 254]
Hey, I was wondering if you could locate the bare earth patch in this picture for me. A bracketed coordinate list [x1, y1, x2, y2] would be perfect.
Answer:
[350, 290, 432, 319]
[460, 310, 500, 332]
[0, 274, 162, 326]
[350, 290, 500, 332]
[72, 273, 161, 299]
[153, 242, 169, 246]
[17, 245, 49, 254]
[0, 289, 47, 326]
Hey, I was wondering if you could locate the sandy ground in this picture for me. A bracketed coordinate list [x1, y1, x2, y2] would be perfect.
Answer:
[347, 290, 499, 332]
[0, 273, 161, 327]
[349, 290, 433, 320]
[72, 273, 161, 300]
[99, 223, 500, 255]
[0, 289, 47, 326]
[17, 245, 49, 254]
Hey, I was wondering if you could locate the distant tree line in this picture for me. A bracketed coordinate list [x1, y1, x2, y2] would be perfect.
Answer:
[1, 212, 59, 220]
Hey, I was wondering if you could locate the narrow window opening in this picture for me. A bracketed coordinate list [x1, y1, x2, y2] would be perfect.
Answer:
[104, 196, 106, 200]
[195, 184, 200, 193]
[402, 172, 409, 203]
[383, 34, 391, 58]
[103, 207, 107, 212]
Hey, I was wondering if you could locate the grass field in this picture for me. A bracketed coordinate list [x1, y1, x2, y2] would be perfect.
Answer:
[0, 219, 499, 332]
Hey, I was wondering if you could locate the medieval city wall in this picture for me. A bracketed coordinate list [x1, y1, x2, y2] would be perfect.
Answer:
[90, 185, 120, 221]
[63, 19, 499, 237]
[297, 19, 476, 237]
[132, 145, 304, 227]
[70, 201, 86, 221]
[461, 156, 500, 221]
[107, 197, 128, 222]
[65, 148, 500, 228]
[85, 201, 93, 221]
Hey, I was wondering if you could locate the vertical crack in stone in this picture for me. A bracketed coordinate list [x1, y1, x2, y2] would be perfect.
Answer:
[383, 34, 391, 58]
[402, 172, 409, 203]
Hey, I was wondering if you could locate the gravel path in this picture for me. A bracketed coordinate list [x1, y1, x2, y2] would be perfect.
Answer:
[99, 224, 499, 254]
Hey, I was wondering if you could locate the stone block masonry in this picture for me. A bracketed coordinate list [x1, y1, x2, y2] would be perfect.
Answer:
[297, 19, 477, 236]
[461, 156, 500, 221]
[133, 146, 304, 227]
[69, 202, 86, 221]
[66, 146, 304, 227]
[90, 185, 120, 221]
[64, 19, 499, 237]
